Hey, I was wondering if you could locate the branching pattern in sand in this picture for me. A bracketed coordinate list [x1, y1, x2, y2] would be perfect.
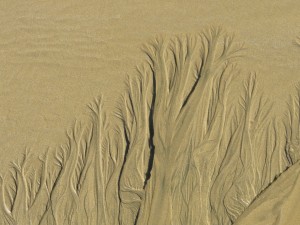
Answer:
[0, 28, 299, 225]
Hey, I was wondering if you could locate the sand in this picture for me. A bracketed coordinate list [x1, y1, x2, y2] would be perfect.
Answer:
[0, 1, 300, 224]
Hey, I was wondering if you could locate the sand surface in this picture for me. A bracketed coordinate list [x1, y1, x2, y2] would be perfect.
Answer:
[0, 1, 300, 224]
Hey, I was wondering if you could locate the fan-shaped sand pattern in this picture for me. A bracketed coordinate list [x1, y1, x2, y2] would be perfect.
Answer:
[0, 28, 299, 225]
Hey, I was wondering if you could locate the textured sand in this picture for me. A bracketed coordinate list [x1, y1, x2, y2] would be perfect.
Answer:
[0, 1, 300, 224]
